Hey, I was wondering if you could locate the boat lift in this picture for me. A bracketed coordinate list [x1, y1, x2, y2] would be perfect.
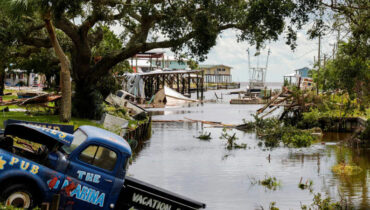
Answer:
[247, 48, 271, 93]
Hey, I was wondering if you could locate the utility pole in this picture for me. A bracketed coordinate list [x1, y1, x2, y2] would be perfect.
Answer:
[317, 34, 321, 95]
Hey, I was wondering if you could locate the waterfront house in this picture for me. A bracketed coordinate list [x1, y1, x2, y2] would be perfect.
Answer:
[283, 67, 314, 89]
[199, 64, 233, 83]
[5, 69, 45, 87]
[128, 51, 190, 72]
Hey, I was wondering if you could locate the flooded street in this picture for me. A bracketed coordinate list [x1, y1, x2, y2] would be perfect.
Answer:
[128, 87, 370, 210]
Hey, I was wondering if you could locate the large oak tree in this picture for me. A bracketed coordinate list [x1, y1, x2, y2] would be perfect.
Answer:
[2, 0, 320, 119]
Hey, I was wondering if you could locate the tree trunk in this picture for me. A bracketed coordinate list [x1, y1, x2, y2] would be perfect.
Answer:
[72, 78, 104, 120]
[0, 65, 5, 96]
[44, 18, 72, 122]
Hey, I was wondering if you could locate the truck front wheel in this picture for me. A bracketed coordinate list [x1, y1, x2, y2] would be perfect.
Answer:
[1, 184, 38, 208]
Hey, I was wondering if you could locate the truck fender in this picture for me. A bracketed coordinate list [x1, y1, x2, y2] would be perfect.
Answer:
[0, 169, 48, 200]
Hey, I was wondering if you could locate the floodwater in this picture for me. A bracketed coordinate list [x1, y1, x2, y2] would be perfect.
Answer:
[128, 87, 370, 210]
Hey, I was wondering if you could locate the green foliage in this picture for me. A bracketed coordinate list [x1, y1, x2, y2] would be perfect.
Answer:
[187, 59, 199, 70]
[1, 0, 323, 119]
[300, 193, 345, 210]
[299, 109, 321, 128]
[282, 129, 314, 147]
[254, 116, 316, 148]
[258, 176, 281, 191]
[298, 179, 313, 191]
[283, 79, 289, 87]
[332, 163, 363, 176]
[104, 105, 128, 119]
[196, 131, 212, 140]
[72, 86, 104, 120]
[219, 128, 246, 150]
[359, 119, 370, 140]
[269, 202, 279, 210]
[311, 0, 370, 106]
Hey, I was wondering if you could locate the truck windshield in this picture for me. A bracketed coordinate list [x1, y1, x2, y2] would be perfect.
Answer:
[62, 129, 87, 155]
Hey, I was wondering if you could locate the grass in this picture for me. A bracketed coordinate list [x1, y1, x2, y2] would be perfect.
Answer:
[0, 111, 101, 129]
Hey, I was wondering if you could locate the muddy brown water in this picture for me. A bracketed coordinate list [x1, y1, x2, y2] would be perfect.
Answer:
[128, 87, 370, 210]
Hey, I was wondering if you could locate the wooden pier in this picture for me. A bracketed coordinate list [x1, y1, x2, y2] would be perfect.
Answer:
[139, 70, 204, 100]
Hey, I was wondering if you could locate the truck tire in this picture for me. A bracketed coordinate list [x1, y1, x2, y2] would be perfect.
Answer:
[0, 184, 39, 209]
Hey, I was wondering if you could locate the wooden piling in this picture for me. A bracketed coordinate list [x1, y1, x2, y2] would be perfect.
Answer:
[187, 73, 191, 95]
[201, 70, 204, 100]
[177, 74, 180, 92]
[196, 73, 199, 99]
[182, 74, 185, 94]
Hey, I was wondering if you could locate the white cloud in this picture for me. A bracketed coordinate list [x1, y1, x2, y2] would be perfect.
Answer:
[201, 28, 337, 82]
[111, 22, 337, 83]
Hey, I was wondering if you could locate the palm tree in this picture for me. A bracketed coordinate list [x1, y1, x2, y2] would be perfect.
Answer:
[2, 0, 72, 122]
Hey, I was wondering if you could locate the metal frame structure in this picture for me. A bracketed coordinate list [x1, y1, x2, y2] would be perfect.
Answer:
[247, 49, 271, 91]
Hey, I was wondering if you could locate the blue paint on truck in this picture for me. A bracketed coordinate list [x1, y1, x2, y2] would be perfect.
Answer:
[0, 121, 205, 210]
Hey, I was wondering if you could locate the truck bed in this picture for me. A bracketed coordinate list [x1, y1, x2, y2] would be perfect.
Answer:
[119, 176, 206, 210]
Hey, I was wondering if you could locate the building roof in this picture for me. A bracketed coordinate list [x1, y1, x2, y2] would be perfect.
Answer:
[284, 73, 297, 77]
[199, 64, 232, 69]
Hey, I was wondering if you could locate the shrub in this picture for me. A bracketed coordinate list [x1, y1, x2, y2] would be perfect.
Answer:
[282, 130, 314, 147]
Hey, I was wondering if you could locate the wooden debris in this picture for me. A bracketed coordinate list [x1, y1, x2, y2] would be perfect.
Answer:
[152, 117, 236, 128]
[21, 93, 61, 105]
[0, 93, 61, 107]
[184, 117, 221, 125]
[260, 106, 279, 118]
[257, 88, 287, 114]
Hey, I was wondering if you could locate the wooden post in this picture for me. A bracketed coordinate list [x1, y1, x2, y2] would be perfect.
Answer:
[162, 75, 165, 88]
[156, 75, 160, 93]
[187, 73, 191, 96]
[177, 74, 180, 92]
[196, 72, 199, 99]
[182, 74, 185, 94]
[201, 70, 204, 100]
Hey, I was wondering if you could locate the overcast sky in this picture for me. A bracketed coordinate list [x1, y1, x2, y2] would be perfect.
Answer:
[200, 28, 338, 82]
[112, 22, 338, 83]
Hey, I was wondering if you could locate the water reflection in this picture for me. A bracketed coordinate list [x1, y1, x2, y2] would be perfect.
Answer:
[128, 88, 369, 210]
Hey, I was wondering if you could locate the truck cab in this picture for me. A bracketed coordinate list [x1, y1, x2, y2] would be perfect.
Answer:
[0, 123, 131, 209]
[0, 122, 205, 210]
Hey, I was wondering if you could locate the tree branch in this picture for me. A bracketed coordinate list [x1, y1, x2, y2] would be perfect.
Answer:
[21, 37, 52, 48]
[53, 15, 80, 44]
[11, 47, 42, 58]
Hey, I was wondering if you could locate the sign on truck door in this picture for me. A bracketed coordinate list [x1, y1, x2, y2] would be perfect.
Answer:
[61, 143, 120, 209]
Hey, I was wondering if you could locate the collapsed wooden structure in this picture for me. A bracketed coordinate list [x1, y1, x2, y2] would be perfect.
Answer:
[138, 70, 204, 100]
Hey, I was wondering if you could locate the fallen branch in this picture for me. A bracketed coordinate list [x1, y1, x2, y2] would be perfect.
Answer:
[261, 106, 279, 118]
[257, 89, 287, 114]
[184, 117, 221, 125]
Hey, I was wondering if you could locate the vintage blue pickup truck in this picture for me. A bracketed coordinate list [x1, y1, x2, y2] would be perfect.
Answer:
[0, 121, 206, 210]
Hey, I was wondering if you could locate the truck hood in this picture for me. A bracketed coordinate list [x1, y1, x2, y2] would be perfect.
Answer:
[4, 123, 74, 149]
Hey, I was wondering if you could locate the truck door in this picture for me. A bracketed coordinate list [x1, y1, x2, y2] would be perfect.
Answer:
[61, 144, 119, 209]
